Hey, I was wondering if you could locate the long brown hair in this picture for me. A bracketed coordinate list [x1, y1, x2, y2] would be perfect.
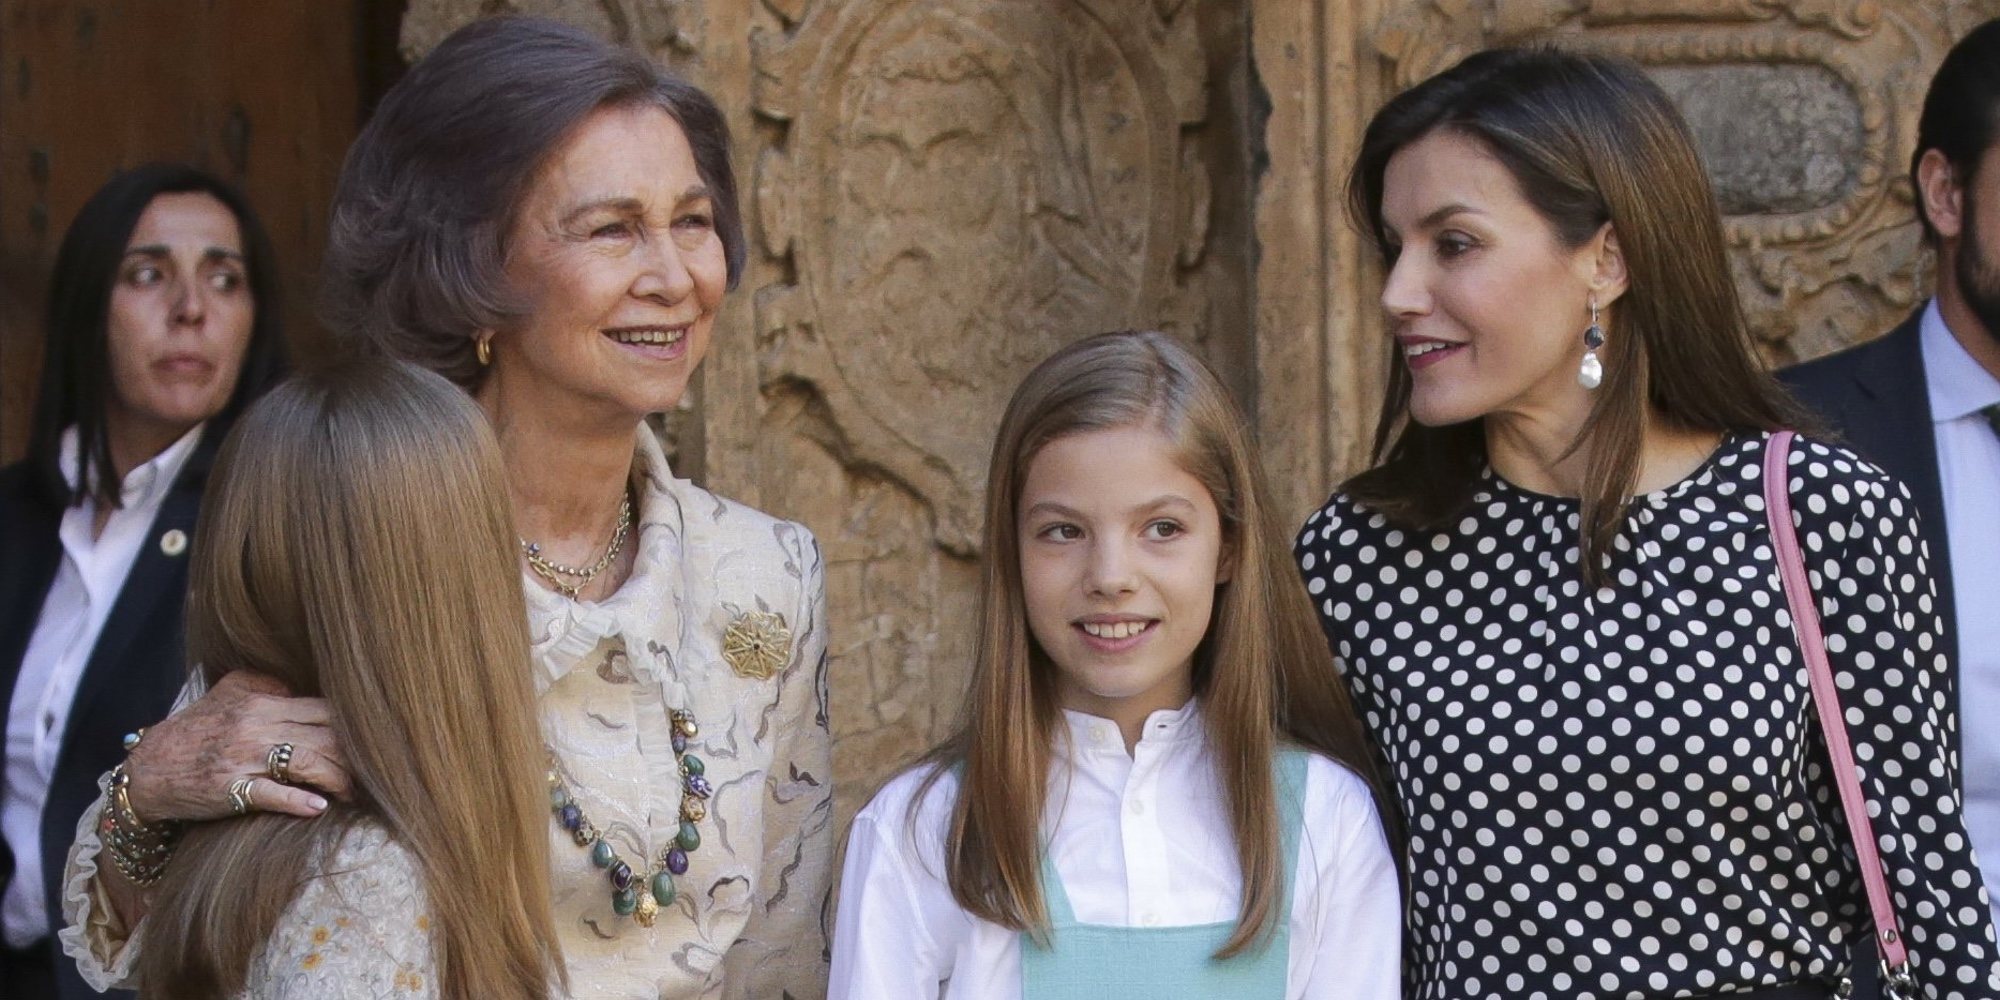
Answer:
[1344, 47, 1806, 583]
[917, 330, 1383, 958]
[137, 359, 558, 999]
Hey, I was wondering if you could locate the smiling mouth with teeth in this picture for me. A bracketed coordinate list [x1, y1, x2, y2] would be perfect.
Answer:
[1403, 341, 1457, 357]
[1079, 620, 1152, 640]
[608, 327, 688, 345]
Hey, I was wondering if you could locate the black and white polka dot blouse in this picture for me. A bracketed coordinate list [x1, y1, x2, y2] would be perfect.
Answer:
[1295, 432, 2000, 1000]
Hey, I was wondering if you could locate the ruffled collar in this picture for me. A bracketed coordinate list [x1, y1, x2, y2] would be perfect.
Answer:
[522, 423, 688, 691]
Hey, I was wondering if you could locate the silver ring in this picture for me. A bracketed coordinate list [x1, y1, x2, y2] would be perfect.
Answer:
[266, 742, 295, 785]
[227, 777, 257, 816]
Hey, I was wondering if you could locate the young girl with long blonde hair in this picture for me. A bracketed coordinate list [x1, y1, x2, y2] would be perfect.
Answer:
[830, 330, 1401, 999]
[131, 359, 558, 998]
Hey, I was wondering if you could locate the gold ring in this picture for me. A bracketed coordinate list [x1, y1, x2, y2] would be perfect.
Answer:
[227, 777, 257, 816]
[266, 742, 295, 785]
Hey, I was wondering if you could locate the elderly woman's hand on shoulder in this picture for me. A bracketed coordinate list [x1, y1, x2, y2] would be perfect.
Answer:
[122, 671, 345, 826]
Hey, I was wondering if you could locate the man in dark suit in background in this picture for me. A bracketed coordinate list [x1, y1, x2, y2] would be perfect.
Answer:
[1782, 16, 2000, 990]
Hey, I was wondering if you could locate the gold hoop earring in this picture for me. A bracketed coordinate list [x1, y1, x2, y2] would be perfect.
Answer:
[476, 337, 493, 367]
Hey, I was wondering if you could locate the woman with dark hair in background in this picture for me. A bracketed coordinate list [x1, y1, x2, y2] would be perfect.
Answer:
[1296, 48, 1999, 999]
[58, 18, 831, 998]
[0, 163, 286, 1000]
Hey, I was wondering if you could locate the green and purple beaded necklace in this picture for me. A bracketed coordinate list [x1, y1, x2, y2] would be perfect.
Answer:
[546, 708, 711, 926]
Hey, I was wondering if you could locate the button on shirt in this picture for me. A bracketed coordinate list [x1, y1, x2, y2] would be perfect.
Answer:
[1921, 300, 2000, 933]
[2, 424, 203, 947]
[829, 704, 1403, 1000]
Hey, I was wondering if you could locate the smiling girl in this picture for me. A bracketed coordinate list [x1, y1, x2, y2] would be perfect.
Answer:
[829, 331, 1400, 1000]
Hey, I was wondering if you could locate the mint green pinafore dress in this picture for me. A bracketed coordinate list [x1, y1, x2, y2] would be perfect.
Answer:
[1017, 750, 1308, 999]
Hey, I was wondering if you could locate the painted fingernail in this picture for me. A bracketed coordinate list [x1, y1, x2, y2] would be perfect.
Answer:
[308, 796, 328, 811]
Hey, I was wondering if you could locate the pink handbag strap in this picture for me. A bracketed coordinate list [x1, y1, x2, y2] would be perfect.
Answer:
[1762, 430, 1913, 985]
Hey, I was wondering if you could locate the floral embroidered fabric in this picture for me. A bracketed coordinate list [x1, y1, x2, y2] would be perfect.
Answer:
[235, 822, 437, 998]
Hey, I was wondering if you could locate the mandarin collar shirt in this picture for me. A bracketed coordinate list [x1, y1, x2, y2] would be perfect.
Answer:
[829, 704, 1403, 999]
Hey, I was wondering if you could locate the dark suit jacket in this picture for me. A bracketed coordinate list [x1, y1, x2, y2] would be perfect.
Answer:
[0, 429, 218, 1000]
[1781, 309, 1957, 999]
[1780, 310, 1957, 684]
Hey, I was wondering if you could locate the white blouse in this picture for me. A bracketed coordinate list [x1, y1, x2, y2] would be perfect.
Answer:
[829, 704, 1403, 1000]
[60, 424, 835, 999]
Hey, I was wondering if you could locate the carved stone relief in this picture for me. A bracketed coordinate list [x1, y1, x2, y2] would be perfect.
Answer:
[751, 0, 1212, 555]
[747, 0, 1222, 817]
[401, 0, 704, 63]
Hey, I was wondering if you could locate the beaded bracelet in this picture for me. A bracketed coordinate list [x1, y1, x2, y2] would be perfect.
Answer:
[101, 731, 184, 887]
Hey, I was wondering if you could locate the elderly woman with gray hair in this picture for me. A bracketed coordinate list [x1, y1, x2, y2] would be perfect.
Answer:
[57, 17, 832, 998]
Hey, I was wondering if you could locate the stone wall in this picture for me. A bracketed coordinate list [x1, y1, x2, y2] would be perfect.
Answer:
[402, 0, 2000, 830]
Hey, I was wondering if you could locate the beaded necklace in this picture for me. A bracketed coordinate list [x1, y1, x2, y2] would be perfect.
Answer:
[546, 708, 711, 926]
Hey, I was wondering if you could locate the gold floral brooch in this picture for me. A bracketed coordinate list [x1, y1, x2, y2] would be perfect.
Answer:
[723, 611, 792, 680]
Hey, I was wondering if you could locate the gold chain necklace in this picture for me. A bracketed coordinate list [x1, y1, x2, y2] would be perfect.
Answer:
[521, 493, 633, 598]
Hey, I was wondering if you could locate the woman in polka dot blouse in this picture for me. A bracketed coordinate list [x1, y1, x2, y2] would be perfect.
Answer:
[1296, 48, 2000, 1000]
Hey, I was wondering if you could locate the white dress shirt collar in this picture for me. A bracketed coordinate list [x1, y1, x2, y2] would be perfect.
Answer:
[1920, 298, 2000, 424]
[57, 422, 205, 510]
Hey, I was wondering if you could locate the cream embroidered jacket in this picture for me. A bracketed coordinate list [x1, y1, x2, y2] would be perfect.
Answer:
[59, 424, 835, 999]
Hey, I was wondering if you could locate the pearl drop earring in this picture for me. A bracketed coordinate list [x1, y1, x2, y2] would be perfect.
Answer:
[1578, 297, 1605, 390]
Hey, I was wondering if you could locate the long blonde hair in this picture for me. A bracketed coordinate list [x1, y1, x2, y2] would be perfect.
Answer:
[138, 359, 558, 999]
[918, 330, 1385, 958]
